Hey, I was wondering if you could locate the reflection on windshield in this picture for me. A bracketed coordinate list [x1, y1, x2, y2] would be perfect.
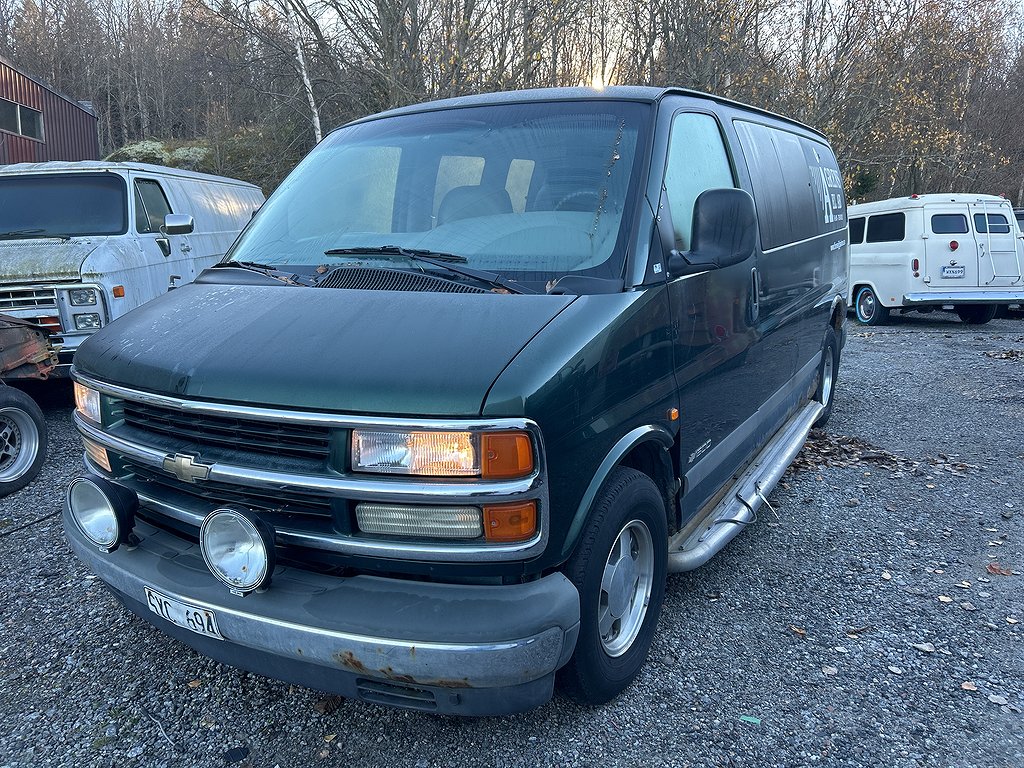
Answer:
[0, 174, 128, 240]
[227, 101, 648, 285]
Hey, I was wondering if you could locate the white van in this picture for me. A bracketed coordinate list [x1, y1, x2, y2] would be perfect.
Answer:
[848, 194, 1024, 324]
[0, 161, 264, 370]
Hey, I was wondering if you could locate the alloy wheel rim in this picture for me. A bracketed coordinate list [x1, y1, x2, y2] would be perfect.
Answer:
[598, 519, 655, 657]
[858, 291, 875, 321]
[0, 407, 37, 482]
[820, 352, 835, 407]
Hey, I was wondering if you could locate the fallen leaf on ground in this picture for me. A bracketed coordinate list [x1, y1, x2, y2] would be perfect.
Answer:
[938, 595, 953, 603]
[313, 696, 343, 715]
[187, 679, 202, 688]
[888, 665, 903, 675]
[789, 625, 806, 637]
[323, 734, 336, 743]
[911, 642, 936, 653]
[988, 694, 1009, 706]
[986, 563, 1014, 576]
[1008, 617, 1019, 625]
[961, 681, 978, 691]
[882, 571, 892, 581]
[822, 665, 838, 676]
[961, 602, 977, 611]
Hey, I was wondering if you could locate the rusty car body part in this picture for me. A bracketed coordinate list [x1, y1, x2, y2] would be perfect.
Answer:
[0, 313, 58, 380]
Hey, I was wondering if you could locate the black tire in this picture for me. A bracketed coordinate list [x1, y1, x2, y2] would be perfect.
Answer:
[558, 467, 667, 705]
[0, 386, 47, 496]
[955, 304, 997, 325]
[813, 327, 840, 429]
[854, 286, 889, 325]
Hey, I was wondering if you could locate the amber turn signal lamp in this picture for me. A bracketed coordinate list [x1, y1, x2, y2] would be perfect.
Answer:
[112, 285, 125, 298]
[480, 431, 533, 479]
[483, 501, 537, 542]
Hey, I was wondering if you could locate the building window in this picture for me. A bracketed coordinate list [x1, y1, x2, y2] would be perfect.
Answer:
[0, 97, 44, 140]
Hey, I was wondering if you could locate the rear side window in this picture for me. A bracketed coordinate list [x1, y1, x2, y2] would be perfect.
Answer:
[866, 213, 905, 242]
[931, 214, 968, 234]
[134, 179, 172, 233]
[974, 213, 1010, 234]
[734, 120, 845, 250]
[663, 112, 734, 249]
[849, 217, 865, 244]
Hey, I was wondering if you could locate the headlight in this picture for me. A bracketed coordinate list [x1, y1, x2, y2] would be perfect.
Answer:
[67, 476, 137, 552]
[74, 382, 101, 423]
[73, 313, 102, 330]
[351, 429, 533, 478]
[200, 507, 275, 594]
[69, 288, 98, 306]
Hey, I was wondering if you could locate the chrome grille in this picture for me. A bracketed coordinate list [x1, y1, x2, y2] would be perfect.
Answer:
[0, 286, 58, 310]
[121, 400, 332, 462]
[126, 460, 335, 520]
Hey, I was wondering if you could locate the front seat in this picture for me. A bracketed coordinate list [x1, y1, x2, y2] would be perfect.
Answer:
[436, 185, 513, 225]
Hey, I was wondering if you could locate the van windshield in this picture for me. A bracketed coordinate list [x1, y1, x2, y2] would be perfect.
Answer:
[226, 100, 650, 287]
[0, 173, 128, 239]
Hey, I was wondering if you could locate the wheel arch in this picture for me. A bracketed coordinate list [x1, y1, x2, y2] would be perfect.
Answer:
[561, 425, 675, 561]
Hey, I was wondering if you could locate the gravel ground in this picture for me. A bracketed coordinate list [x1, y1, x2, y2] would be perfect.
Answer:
[1, 312, 1022, 768]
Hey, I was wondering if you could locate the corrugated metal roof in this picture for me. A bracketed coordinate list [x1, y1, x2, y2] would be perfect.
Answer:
[0, 55, 97, 118]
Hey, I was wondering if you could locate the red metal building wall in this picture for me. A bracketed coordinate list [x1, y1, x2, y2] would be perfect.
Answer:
[0, 58, 100, 164]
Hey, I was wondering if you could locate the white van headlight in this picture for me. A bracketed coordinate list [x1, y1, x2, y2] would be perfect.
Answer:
[73, 313, 102, 330]
[69, 288, 98, 306]
[74, 382, 101, 424]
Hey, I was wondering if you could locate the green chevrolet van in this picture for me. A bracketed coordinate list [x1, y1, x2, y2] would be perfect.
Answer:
[65, 87, 849, 715]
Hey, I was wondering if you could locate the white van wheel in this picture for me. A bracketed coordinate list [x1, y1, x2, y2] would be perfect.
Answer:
[855, 286, 889, 326]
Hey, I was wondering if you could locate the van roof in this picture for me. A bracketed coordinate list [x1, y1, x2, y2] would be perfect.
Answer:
[0, 160, 261, 190]
[849, 194, 1011, 215]
[342, 86, 829, 142]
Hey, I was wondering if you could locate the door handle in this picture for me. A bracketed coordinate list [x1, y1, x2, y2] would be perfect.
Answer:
[180, 243, 192, 253]
[750, 267, 760, 323]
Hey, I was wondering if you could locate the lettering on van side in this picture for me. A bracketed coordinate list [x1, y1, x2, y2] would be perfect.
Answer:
[817, 166, 845, 226]
[830, 240, 846, 252]
[688, 439, 712, 464]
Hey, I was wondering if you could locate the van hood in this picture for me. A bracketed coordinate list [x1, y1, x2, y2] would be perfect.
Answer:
[0, 238, 104, 282]
[73, 279, 577, 416]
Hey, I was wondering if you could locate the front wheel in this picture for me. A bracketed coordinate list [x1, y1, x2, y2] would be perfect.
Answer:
[813, 328, 841, 428]
[0, 386, 47, 496]
[955, 304, 997, 325]
[558, 468, 667, 705]
[855, 286, 889, 325]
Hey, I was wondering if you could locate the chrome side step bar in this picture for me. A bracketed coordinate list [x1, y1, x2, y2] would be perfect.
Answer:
[667, 399, 825, 573]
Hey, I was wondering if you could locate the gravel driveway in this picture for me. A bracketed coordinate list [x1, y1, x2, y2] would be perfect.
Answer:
[1, 312, 1022, 768]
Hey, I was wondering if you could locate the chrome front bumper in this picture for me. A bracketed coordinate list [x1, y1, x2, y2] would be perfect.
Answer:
[64, 506, 580, 715]
[903, 291, 1024, 305]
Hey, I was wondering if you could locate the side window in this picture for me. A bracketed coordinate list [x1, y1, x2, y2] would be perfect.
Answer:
[849, 217, 865, 244]
[134, 179, 172, 233]
[664, 112, 734, 249]
[974, 213, 1010, 234]
[931, 214, 968, 234]
[866, 213, 905, 243]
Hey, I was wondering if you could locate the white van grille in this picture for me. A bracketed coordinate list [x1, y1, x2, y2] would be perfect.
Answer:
[0, 286, 58, 311]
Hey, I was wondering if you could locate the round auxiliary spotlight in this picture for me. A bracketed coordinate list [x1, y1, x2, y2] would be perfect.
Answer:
[200, 507, 276, 595]
[67, 476, 138, 553]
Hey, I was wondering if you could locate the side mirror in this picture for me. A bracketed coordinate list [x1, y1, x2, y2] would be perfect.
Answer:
[162, 213, 194, 236]
[668, 188, 757, 277]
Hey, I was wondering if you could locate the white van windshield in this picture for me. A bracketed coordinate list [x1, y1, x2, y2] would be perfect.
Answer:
[226, 100, 649, 286]
[0, 173, 128, 239]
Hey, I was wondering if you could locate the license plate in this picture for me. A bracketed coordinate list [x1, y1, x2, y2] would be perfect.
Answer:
[144, 587, 224, 640]
[941, 265, 966, 278]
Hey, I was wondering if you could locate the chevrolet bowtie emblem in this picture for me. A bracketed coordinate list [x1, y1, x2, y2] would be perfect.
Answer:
[162, 452, 211, 484]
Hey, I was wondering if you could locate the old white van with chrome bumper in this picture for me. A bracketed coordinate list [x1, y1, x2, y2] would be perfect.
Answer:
[0, 161, 264, 371]
[848, 194, 1024, 324]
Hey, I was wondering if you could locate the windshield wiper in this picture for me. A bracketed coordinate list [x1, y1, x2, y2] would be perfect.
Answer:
[218, 260, 314, 286]
[0, 228, 45, 239]
[323, 245, 537, 294]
